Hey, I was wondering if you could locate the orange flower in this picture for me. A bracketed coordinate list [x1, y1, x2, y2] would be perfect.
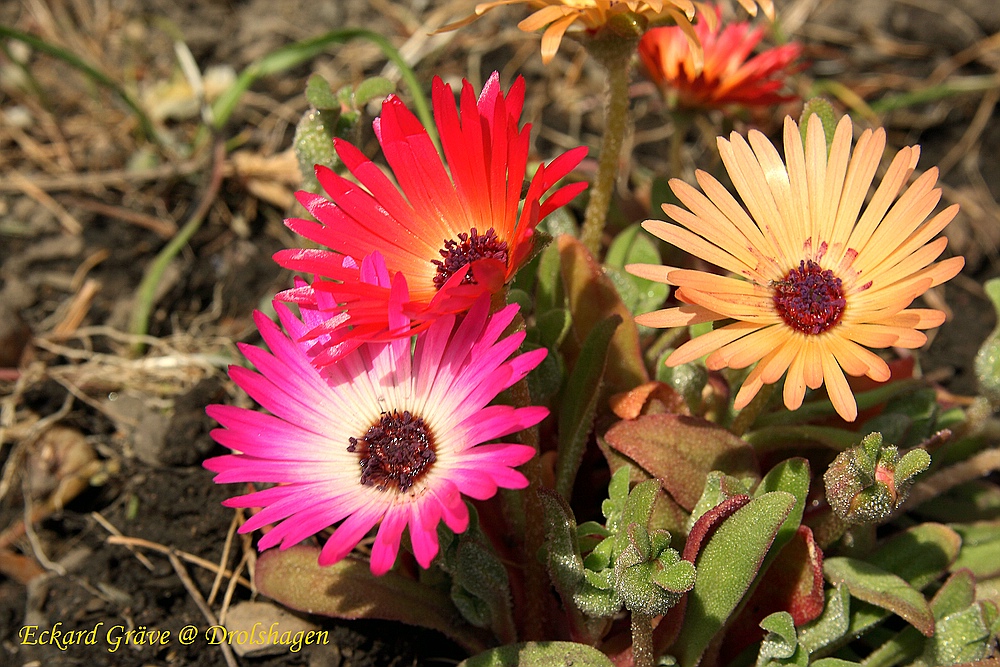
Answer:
[446, 0, 774, 64]
[628, 115, 964, 421]
[639, 7, 801, 109]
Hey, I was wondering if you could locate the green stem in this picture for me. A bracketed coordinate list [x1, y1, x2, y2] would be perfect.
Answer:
[580, 53, 634, 258]
[0, 24, 158, 143]
[128, 140, 226, 352]
[669, 111, 692, 182]
[631, 611, 655, 667]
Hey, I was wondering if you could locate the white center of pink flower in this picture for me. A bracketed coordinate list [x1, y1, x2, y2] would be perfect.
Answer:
[348, 410, 436, 492]
[431, 227, 509, 290]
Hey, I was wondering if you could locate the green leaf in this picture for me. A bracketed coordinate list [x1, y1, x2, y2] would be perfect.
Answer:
[526, 343, 564, 402]
[538, 489, 605, 642]
[558, 234, 648, 396]
[604, 413, 759, 511]
[756, 611, 809, 667]
[755, 458, 810, 557]
[536, 308, 572, 350]
[459, 641, 614, 667]
[535, 241, 564, 315]
[674, 491, 796, 667]
[255, 546, 487, 653]
[868, 523, 962, 590]
[438, 509, 517, 643]
[604, 223, 669, 316]
[952, 521, 1000, 579]
[688, 471, 754, 530]
[917, 602, 999, 667]
[305, 73, 339, 109]
[352, 76, 395, 107]
[508, 288, 533, 314]
[823, 558, 935, 636]
[811, 659, 862, 667]
[555, 314, 621, 500]
[797, 585, 851, 654]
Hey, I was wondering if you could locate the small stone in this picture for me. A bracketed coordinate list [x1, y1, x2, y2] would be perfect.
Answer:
[220, 601, 321, 658]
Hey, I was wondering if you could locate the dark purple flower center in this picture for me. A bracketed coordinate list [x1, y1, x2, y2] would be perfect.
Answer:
[431, 227, 509, 290]
[772, 260, 846, 335]
[348, 410, 435, 492]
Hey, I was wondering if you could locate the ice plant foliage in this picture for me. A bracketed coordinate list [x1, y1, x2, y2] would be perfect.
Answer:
[628, 115, 964, 421]
[205, 258, 547, 575]
[276, 72, 586, 366]
[639, 7, 801, 110]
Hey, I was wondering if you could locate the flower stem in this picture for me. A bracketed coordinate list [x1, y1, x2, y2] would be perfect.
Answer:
[631, 611, 655, 667]
[580, 52, 634, 258]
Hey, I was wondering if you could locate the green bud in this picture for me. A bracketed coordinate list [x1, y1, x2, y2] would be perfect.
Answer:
[824, 432, 931, 524]
[614, 524, 694, 616]
[799, 98, 838, 151]
[975, 278, 1000, 406]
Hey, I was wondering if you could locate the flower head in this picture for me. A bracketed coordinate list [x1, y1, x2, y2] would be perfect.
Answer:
[639, 7, 801, 110]
[206, 254, 547, 575]
[276, 72, 586, 366]
[628, 115, 964, 421]
[449, 0, 774, 64]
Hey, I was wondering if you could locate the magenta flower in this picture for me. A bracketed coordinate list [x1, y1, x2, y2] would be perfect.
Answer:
[205, 253, 547, 575]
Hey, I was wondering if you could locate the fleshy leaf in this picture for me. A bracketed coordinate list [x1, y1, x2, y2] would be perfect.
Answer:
[604, 223, 669, 316]
[723, 526, 826, 663]
[305, 73, 339, 109]
[952, 521, 1000, 579]
[688, 472, 754, 530]
[255, 546, 487, 653]
[673, 491, 796, 667]
[755, 458, 810, 557]
[604, 413, 759, 511]
[868, 522, 962, 590]
[437, 507, 517, 643]
[556, 314, 621, 500]
[539, 488, 606, 642]
[535, 240, 564, 315]
[756, 612, 808, 667]
[536, 308, 572, 350]
[797, 585, 850, 653]
[558, 234, 648, 396]
[823, 557, 935, 636]
[916, 601, 1000, 667]
[459, 641, 614, 667]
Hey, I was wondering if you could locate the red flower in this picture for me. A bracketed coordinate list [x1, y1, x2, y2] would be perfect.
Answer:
[639, 7, 800, 109]
[276, 72, 586, 367]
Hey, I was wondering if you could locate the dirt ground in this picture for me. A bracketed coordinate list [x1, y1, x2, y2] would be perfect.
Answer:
[1, 0, 999, 665]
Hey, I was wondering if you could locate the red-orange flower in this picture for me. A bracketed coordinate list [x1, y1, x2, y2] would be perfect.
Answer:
[276, 72, 586, 366]
[639, 7, 800, 109]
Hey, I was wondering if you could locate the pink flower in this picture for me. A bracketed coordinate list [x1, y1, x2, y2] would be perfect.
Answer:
[206, 253, 547, 575]
[639, 7, 801, 110]
[276, 72, 586, 367]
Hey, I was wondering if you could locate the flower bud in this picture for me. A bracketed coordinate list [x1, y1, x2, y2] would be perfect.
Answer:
[823, 432, 931, 524]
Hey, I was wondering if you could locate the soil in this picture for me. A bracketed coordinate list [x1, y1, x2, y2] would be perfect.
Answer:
[2, 0, 999, 666]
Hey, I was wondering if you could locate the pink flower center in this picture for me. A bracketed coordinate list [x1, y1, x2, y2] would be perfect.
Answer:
[348, 410, 436, 492]
[772, 260, 846, 335]
[431, 227, 509, 290]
